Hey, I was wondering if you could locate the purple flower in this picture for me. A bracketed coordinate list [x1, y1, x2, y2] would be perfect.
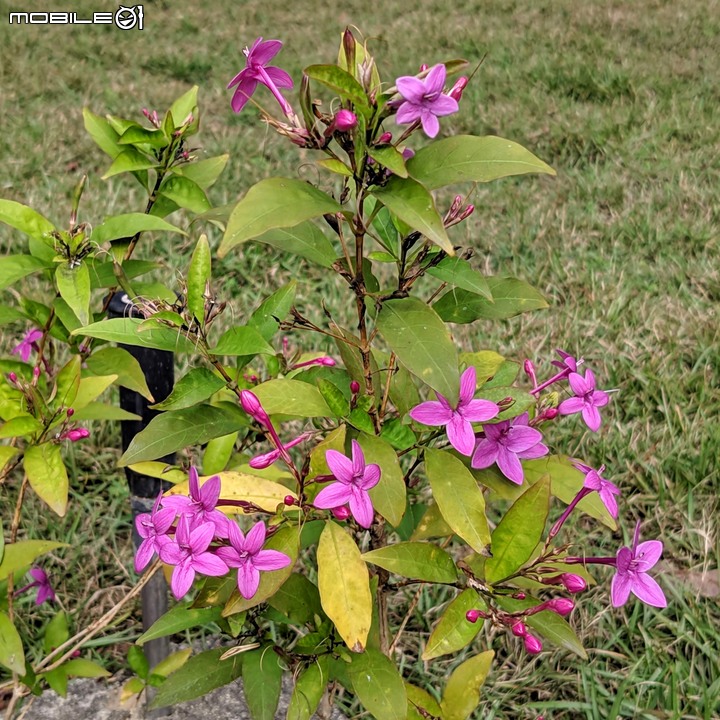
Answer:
[558, 369, 610, 432]
[249, 432, 310, 469]
[12, 329, 43, 363]
[215, 520, 291, 599]
[134, 494, 176, 573]
[395, 64, 459, 138]
[611, 522, 666, 608]
[159, 516, 229, 600]
[552, 348, 581, 372]
[409, 366, 500, 456]
[228, 37, 294, 115]
[313, 440, 381, 528]
[471, 412, 549, 485]
[161, 467, 229, 538]
[28, 567, 55, 605]
[573, 461, 621, 519]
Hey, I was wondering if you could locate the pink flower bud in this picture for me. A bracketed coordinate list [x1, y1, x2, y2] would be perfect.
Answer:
[240, 390, 270, 426]
[249, 449, 281, 469]
[497, 396, 515, 410]
[513, 592, 527, 600]
[524, 634, 543, 655]
[377, 132, 392, 144]
[334, 110, 358, 132]
[560, 573, 587, 594]
[449, 76, 469, 101]
[511, 621, 527, 637]
[524, 359, 537, 384]
[544, 407, 559, 420]
[331, 506, 351, 521]
[350, 381, 360, 395]
[8, 372, 17, 384]
[284, 495, 296, 506]
[33, 366, 41, 378]
[459, 204, 474, 220]
[66, 408, 74, 417]
[402, 147, 415, 161]
[465, 609, 482, 623]
[64, 428, 89, 442]
[419, 64, 429, 72]
[546, 598, 574, 616]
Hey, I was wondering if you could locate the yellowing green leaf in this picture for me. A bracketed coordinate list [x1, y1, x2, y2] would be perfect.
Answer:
[25, 443, 69, 516]
[317, 521, 371, 652]
[423, 589, 483, 660]
[0, 540, 67, 580]
[358, 433, 406, 526]
[253, 378, 332, 418]
[349, 649, 407, 720]
[441, 650, 494, 720]
[362, 542, 457, 583]
[0, 611, 25, 675]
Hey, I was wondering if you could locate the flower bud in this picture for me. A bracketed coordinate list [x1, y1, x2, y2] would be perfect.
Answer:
[334, 110, 357, 132]
[64, 428, 89, 442]
[449, 76, 469, 101]
[240, 390, 270, 426]
[331, 506, 351, 521]
[350, 381, 360, 395]
[459, 204, 474, 220]
[511, 621, 527, 637]
[465, 609, 482, 623]
[66, 408, 74, 417]
[419, 63, 429, 72]
[284, 495, 296, 506]
[523, 359, 537, 384]
[377, 132, 392, 144]
[512, 592, 527, 600]
[8, 372, 17, 384]
[524, 634, 543, 655]
[546, 598, 574, 616]
[544, 407, 559, 420]
[560, 573, 587, 594]
[249, 449, 281, 469]
[33, 366, 41, 378]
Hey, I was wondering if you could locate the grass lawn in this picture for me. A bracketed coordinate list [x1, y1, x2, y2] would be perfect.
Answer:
[1, 0, 718, 717]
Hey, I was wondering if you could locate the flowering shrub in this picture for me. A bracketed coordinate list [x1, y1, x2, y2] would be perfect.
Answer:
[0, 29, 666, 719]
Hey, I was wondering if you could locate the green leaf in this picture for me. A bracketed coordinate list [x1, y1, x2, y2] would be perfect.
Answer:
[425, 449, 490, 554]
[253, 379, 332, 418]
[43, 611, 69, 654]
[117, 125, 168, 148]
[357, 433, 406, 527]
[55, 262, 90, 325]
[304, 64, 370, 114]
[151, 648, 192, 678]
[202, 433, 237, 475]
[0, 199, 55, 242]
[0, 612, 25, 675]
[423, 589, 483, 660]
[70, 403, 140, 421]
[53, 356, 82, 409]
[362, 542, 457, 583]
[367, 146, 408, 178]
[82, 108, 121, 158]
[441, 650, 494, 720]
[210, 326, 275, 357]
[318, 379, 349, 418]
[308, 425, 346, 480]
[174, 154, 229, 190]
[376, 297, 459, 402]
[24, 443, 69, 516]
[86, 347, 153, 401]
[187, 234, 211, 323]
[91, 213, 186, 244]
[370, 176, 452, 254]
[407, 135, 555, 190]
[74, 318, 195, 353]
[0, 415, 44, 439]
[0, 305, 26, 326]
[222, 526, 299, 615]
[252, 222, 337, 268]
[287, 658, 330, 720]
[242, 648, 284, 720]
[128, 645, 150, 679]
[267, 573, 322, 626]
[411, 503, 453, 541]
[150, 648, 243, 709]
[119, 405, 245, 465]
[72, 374, 117, 410]
[316, 158, 353, 177]
[248, 281, 297, 341]
[349, 649, 407, 720]
[0, 255, 52, 291]
[102, 147, 158, 179]
[150, 368, 225, 411]
[137, 603, 223, 645]
[0, 540, 67, 580]
[496, 595, 587, 658]
[478, 387, 535, 421]
[219, 179, 342, 257]
[426, 256, 492, 301]
[62, 658, 111, 678]
[160, 175, 211, 214]
[169, 86, 198, 127]
[0, 447, 19, 473]
[317, 521, 372, 652]
[459, 351, 505, 387]
[406, 682, 443, 720]
[485, 475, 550, 584]
[87, 258, 159, 288]
[331, 324, 379, 399]
[434, 277, 548, 323]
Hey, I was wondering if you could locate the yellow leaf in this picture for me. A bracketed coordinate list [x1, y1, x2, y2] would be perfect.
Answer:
[441, 650, 494, 720]
[165, 471, 296, 513]
[317, 521, 371, 652]
[24, 443, 68, 516]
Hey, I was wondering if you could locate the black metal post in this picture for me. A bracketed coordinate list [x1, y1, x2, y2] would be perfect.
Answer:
[108, 292, 174, 679]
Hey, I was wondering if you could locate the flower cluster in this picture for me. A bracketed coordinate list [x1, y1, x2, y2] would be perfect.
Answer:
[134, 467, 291, 600]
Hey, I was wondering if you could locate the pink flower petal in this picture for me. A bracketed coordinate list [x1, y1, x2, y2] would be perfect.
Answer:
[192, 552, 229, 577]
[395, 101, 422, 126]
[517, 441, 549, 461]
[458, 366, 477, 405]
[396, 76, 427, 104]
[496, 445, 524, 485]
[351, 439, 365, 477]
[599, 488, 619, 518]
[199, 474, 221, 507]
[634, 540, 663, 571]
[504, 425, 544, 453]
[134, 540, 155, 573]
[248, 38, 283, 66]
[420, 110, 440, 138]
[610, 569, 632, 607]
[568, 372, 589, 396]
[159, 542, 183, 566]
[424, 64, 447, 95]
[231, 79, 258, 112]
[558, 396, 585, 415]
[244, 521, 267, 555]
[360, 463, 381, 490]
[409, 400, 453, 426]
[470, 439, 498, 469]
[592, 390, 610, 407]
[237, 562, 261, 599]
[348, 489, 374, 528]
[446, 414, 475, 456]
[632, 572, 667, 607]
[430, 94, 459, 117]
[325, 449, 355, 484]
[314, 482, 353, 509]
[263, 65, 294, 89]
[253, 549, 291, 572]
[461, 399, 500, 423]
[581, 404, 602, 432]
[171, 562, 196, 600]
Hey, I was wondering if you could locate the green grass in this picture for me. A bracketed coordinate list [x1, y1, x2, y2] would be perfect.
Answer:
[1, 0, 719, 717]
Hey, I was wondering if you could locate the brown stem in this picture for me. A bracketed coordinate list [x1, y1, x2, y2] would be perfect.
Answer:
[378, 353, 397, 421]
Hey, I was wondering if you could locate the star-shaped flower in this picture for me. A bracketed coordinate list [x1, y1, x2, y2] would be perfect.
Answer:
[313, 440, 381, 528]
[573, 461, 621, 519]
[395, 64, 459, 138]
[134, 493, 176, 573]
[611, 522, 666, 608]
[409, 366, 499, 456]
[12, 329, 43, 363]
[558, 369, 610, 432]
[162, 467, 229, 538]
